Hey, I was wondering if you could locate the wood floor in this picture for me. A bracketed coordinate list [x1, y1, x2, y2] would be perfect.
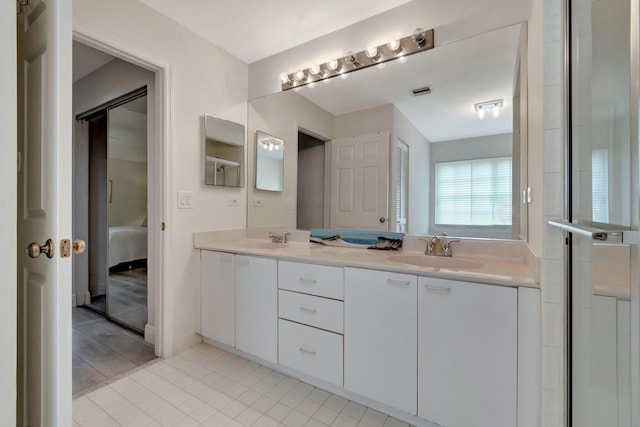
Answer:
[73, 306, 156, 397]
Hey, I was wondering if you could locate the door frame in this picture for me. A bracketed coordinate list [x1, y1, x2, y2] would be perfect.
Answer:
[72, 26, 174, 357]
[1, 0, 17, 424]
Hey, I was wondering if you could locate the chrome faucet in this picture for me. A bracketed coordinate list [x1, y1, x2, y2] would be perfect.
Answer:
[268, 232, 289, 244]
[419, 235, 459, 257]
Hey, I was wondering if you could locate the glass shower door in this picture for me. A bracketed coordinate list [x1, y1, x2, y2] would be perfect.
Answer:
[568, 0, 634, 425]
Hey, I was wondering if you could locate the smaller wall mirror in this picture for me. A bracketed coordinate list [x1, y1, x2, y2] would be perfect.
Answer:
[255, 131, 284, 192]
[204, 114, 244, 187]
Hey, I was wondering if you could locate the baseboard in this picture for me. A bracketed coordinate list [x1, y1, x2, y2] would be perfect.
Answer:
[84, 291, 91, 305]
[144, 324, 156, 346]
[72, 293, 77, 308]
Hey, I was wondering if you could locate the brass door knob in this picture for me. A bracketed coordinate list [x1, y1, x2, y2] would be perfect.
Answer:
[73, 239, 87, 254]
[24, 239, 54, 259]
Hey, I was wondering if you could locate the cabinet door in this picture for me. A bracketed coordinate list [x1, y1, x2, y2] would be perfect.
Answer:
[200, 251, 235, 347]
[235, 255, 278, 363]
[344, 268, 417, 414]
[418, 277, 517, 427]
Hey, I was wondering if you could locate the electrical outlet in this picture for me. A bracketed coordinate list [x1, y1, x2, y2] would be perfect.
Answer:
[284, 197, 294, 210]
[228, 196, 240, 206]
[254, 198, 264, 207]
[177, 191, 193, 209]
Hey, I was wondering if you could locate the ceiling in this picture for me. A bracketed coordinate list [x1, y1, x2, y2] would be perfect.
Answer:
[72, 41, 115, 82]
[137, 0, 416, 63]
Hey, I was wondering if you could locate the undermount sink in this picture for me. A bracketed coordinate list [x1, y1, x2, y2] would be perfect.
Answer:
[387, 254, 483, 270]
[244, 241, 289, 249]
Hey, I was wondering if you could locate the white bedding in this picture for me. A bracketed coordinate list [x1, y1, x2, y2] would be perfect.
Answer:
[109, 226, 148, 268]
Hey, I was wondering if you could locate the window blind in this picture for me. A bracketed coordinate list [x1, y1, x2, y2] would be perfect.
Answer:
[591, 149, 609, 223]
[394, 141, 409, 233]
[435, 156, 512, 225]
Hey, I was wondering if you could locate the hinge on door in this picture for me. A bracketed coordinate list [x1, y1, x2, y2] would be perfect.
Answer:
[161, 222, 166, 231]
[60, 239, 71, 258]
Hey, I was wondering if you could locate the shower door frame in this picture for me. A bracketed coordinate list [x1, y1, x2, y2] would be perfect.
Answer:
[563, 0, 640, 425]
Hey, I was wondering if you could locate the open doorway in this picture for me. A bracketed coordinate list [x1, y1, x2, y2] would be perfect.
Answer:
[72, 41, 155, 396]
[297, 130, 329, 230]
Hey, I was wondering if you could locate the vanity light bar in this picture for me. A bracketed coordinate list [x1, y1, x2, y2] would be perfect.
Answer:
[280, 28, 435, 91]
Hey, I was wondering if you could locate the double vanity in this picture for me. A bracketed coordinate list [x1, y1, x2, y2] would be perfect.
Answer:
[194, 229, 540, 427]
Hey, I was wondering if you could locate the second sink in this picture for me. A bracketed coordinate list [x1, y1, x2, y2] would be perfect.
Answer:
[387, 254, 483, 270]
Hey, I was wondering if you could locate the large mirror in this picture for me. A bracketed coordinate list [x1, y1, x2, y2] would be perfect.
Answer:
[247, 23, 528, 240]
[204, 114, 244, 187]
[256, 131, 284, 192]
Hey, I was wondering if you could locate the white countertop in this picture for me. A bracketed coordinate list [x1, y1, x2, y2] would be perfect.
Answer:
[194, 229, 539, 288]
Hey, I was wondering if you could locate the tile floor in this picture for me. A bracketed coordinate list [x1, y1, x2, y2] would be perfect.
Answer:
[73, 307, 156, 396]
[73, 343, 413, 427]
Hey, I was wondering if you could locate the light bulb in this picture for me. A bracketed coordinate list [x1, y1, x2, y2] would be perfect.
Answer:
[268, 143, 274, 151]
[477, 106, 486, 120]
[279, 73, 290, 84]
[365, 46, 379, 60]
[309, 64, 321, 76]
[293, 69, 305, 81]
[387, 39, 401, 53]
[492, 105, 501, 118]
[327, 59, 339, 71]
[412, 28, 426, 47]
[275, 143, 281, 150]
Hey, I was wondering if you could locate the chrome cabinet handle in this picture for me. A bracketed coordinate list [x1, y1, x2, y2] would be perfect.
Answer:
[299, 277, 317, 284]
[299, 306, 317, 314]
[299, 346, 317, 355]
[424, 284, 452, 293]
[387, 278, 411, 286]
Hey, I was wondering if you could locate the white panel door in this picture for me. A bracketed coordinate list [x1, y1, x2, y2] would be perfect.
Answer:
[17, 0, 73, 425]
[330, 132, 389, 231]
[235, 255, 278, 363]
[344, 267, 417, 414]
[418, 277, 517, 427]
[201, 251, 235, 347]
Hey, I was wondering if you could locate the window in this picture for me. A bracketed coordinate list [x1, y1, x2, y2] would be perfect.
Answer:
[394, 140, 409, 233]
[591, 149, 609, 223]
[435, 156, 512, 225]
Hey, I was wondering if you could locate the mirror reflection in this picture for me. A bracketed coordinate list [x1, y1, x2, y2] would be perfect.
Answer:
[256, 131, 284, 192]
[247, 23, 528, 239]
[204, 114, 244, 187]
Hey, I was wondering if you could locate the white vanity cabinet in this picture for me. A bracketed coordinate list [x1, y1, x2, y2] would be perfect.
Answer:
[344, 267, 417, 415]
[200, 251, 236, 347]
[418, 277, 517, 427]
[235, 255, 278, 363]
[278, 261, 345, 387]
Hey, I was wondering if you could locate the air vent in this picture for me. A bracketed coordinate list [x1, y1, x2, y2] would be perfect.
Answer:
[411, 86, 431, 96]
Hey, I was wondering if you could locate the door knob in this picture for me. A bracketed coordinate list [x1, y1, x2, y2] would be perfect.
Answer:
[24, 239, 54, 259]
[73, 239, 87, 254]
[379, 217, 388, 223]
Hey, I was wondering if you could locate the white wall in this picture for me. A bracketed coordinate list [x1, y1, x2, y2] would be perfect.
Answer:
[74, 0, 249, 354]
[0, 0, 17, 423]
[247, 91, 334, 228]
[334, 105, 393, 138]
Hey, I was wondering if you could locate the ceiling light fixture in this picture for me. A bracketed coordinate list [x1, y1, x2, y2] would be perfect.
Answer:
[261, 139, 283, 151]
[279, 27, 434, 91]
[474, 99, 503, 120]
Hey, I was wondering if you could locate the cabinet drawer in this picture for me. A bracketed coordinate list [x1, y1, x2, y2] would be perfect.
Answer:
[279, 290, 344, 333]
[279, 319, 343, 386]
[279, 261, 344, 300]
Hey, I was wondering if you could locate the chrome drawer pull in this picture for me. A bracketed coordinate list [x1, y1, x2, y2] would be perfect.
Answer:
[387, 278, 411, 286]
[299, 277, 317, 284]
[424, 284, 452, 293]
[299, 306, 317, 314]
[299, 346, 317, 356]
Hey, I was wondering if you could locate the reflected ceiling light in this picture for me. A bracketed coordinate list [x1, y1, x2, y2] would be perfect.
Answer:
[474, 99, 504, 120]
[261, 139, 283, 151]
[279, 27, 434, 91]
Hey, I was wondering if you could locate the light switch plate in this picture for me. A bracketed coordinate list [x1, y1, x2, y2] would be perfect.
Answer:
[178, 191, 193, 209]
[254, 198, 264, 207]
[284, 197, 294, 210]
